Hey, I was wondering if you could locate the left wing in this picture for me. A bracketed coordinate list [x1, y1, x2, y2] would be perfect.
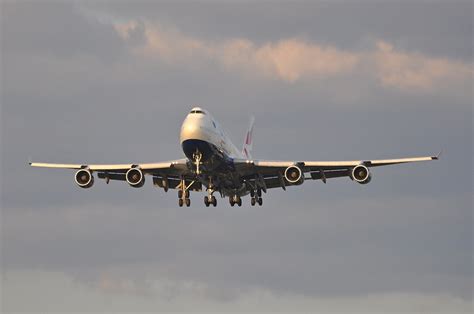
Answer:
[234, 153, 439, 190]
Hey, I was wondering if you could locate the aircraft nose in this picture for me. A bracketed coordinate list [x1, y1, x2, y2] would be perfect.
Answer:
[180, 116, 203, 142]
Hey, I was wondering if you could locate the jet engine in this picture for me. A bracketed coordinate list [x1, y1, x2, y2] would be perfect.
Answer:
[126, 167, 145, 188]
[284, 166, 304, 185]
[351, 165, 372, 184]
[75, 169, 94, 188]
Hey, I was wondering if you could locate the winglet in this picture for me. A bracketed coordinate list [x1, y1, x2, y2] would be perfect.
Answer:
[433, 150, 443, 160]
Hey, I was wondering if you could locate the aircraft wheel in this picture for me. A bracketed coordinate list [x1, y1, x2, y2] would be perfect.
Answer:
[211, 196, 217, 207]
[185, 198, 191, 207]
[178, 198, 184, 207]
[250, 190, 255, 197]
[185, 190, 190, 198]
[204, 196, 209, 207]
[257, 189, 262, 197]
[257, 197, 263, 206]
[251, 197, 256, 206]
[229, 197, 234, 207]
[178, 190, 183, 198]
[236, 196, 242, 207]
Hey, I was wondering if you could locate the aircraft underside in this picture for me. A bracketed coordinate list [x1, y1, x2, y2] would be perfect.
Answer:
[181, 139, 261, 207]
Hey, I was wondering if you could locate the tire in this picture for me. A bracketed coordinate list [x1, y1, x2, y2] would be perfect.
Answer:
[257, 197, 263, 206]
[185, 190, 190, 198]
[178, 198, 184, 207]
[251, 197, 256, 206]
[211, 196, 217, 207]
[185, 198, 191, 207]
[229, 197, 234, 206]
[204, 196, 209, 207]
[257, 189, 262, 197]
[178, 190, 183, 198]
[250, 190, 255, 197]
[237, 197, 242, 207]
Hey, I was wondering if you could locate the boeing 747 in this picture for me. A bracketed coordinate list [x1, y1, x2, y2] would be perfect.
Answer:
[30, 107, 439, 207]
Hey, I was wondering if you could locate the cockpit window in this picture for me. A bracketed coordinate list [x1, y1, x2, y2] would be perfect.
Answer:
[190, 110, 205, 114]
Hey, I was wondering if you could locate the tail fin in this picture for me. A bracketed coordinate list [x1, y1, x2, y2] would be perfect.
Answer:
[242, 116, 255, 159]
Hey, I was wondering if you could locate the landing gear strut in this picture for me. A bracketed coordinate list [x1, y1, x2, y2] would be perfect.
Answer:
[192, 150, 203, 175]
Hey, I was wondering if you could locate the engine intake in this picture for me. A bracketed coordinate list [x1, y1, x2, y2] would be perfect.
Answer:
[284, 166, 304, 185]
[75, 169, 94, 188]
[351, 165, 372, 184]
[126, 167, 145, 187]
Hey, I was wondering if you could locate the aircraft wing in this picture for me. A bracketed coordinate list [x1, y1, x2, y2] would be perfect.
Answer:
[30, 159, 201, 191]
[30, 160, 187, 172]
[234, 153, 439, 190]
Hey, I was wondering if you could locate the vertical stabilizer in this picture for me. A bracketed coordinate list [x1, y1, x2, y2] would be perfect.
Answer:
[242, 116, 255, 159]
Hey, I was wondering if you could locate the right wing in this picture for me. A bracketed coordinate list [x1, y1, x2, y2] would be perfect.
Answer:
[30, 159, 201, 191]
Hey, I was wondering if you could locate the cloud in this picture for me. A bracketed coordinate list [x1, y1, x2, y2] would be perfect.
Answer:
[115, 21, 360, 82]
[113, 21, 473, 93]
[3, 270, 472, 312]
[374, 41, 473, 91]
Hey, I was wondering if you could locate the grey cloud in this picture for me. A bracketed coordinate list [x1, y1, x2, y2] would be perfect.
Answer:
[82, 1, 473, 61]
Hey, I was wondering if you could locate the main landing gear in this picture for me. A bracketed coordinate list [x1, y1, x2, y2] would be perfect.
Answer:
[229, 195, 242, 207]
[178, 189, 190, 207]
[250, 188, 263, 206]
[204, 177, 217, 207]
[178, 178, 193, 207]
[204, 195, 217, 207]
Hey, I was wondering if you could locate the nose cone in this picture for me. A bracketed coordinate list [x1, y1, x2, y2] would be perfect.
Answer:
[180, 114, 205, 143]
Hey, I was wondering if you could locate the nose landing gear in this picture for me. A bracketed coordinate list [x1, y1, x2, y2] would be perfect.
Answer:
[192, 150, 203, 175]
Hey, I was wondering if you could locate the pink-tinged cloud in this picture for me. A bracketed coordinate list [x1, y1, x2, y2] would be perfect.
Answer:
[115, 22, 359, 82]
[218, 38, 360, 82]
[114, 21, 473, 93]
[374, 41, 473, 91]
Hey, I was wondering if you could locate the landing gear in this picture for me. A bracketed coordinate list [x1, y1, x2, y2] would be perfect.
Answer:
[204, 177, 217, 207]
[178, 178, 192, 207]
[192, 150, 203, 175]
[204, 195, 217, 207]
[229, 195, 242, 207]
[250, 189, 263, 206]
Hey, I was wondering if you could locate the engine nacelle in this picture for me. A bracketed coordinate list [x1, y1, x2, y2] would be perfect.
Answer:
[351, 165, 372, 184]
[75, 169, 94, 188]
[284, 166, 304, 185]
[126, 167, 145, 188]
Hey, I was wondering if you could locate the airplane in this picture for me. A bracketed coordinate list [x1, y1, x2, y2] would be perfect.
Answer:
[30, 107, 439, 207]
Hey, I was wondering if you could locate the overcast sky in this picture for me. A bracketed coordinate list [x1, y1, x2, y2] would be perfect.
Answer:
[1, 1, 472, 312]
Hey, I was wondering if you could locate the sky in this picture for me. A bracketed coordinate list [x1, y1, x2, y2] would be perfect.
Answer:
[1, 1, 473, 312]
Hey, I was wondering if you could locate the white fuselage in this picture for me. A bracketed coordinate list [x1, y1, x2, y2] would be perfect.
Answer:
[180, 108, 244, 162]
